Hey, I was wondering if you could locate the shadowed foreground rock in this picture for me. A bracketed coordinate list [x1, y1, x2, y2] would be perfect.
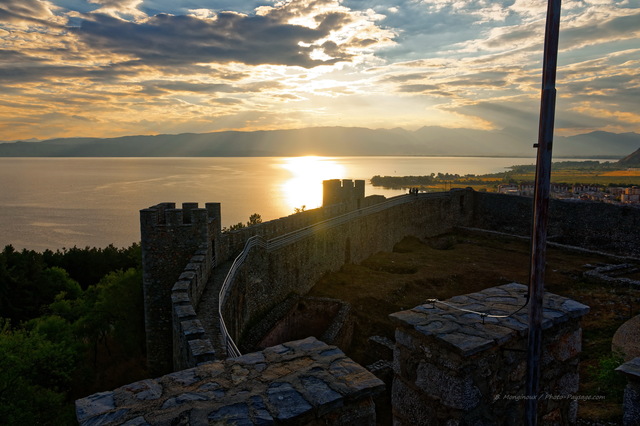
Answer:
[76, 337, 385, 425]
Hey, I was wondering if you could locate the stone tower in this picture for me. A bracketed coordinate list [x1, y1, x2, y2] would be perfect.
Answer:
[140, 202, 221, 375]
[322, 179, 365, 207]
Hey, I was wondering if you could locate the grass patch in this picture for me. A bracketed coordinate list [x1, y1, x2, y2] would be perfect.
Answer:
[307, 230, 639, 422]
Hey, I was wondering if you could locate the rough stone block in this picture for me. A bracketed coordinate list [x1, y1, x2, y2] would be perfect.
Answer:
[548, 327, 581, 362]
[174, 304, 196, 320]
[268, 382, 313, 421]
[180, 319, 205, 340]
[75, 391, 117, 421]
[415, 362, 480, 410]
[77, 338, 384, 425]
[123, 379, 163, 401]
[391, 378, 435, 426]
[391, 284, 589, 425]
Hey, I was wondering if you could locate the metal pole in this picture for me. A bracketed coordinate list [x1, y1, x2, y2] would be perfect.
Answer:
[525, 0, 562, 424]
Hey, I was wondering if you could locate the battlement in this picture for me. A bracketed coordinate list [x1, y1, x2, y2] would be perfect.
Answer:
[140, 202, 221, 228]
[140, 202, 221, 375]
[322, 179, 365, 206]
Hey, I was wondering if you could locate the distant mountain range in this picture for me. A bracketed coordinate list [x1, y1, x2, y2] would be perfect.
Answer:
[0, 127, 638, 158]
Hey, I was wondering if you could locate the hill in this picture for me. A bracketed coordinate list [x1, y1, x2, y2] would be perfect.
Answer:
[618, 147, 640, 166]
[0, 127, 638, 158]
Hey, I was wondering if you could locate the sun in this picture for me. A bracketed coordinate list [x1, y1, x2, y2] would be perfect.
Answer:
[280, 156, 346, 212]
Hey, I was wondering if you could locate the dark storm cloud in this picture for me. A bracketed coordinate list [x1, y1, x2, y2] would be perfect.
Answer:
[0, 49, 142, 83]
[382, 73, 427, 83]
[139, 81, 238, 95]
[137, 80, 283, 95]
[398, 84, 438, 93]
[447, 70, 510, 88]
[73, 11, 353, 68]
[561, 12, 640, 50]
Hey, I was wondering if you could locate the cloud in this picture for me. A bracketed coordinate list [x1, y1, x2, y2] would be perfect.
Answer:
[72, 1, 393, 69]
[398, 84, 439, 93]
[561, 11, 640, 51]
[0, 0, 638, 141]
[0, 0, 65, 27]
[86, 0, 146, 19]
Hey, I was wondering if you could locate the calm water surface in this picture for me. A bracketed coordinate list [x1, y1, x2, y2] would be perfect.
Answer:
[0, 156, 542, 251]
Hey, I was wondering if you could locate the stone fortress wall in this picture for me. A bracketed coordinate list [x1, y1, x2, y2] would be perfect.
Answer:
[472, 191, 640, 258]
[143, 185, 640, 376]
[140, 202, 221, 375]
[78, 182, 640, 425]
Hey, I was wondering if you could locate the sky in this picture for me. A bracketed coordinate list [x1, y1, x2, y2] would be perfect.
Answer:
[0, 0, 638, 142]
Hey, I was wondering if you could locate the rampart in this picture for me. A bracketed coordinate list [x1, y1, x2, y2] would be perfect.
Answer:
[221, 190, 474, 354]
[140, 202, 221, 375]
[471, 191, 640, 257]
[144, 189, 640, 375]
[76, 185, 640, 424]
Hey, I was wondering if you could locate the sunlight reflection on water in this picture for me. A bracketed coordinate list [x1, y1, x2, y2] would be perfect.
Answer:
[0, 156, 543, 250]
[279, 156, 346, 212]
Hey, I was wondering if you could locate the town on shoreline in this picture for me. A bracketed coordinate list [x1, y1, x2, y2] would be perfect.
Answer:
[371, 152, 640, 206]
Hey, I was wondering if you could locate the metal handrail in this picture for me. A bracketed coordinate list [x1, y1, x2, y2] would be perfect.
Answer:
[217, 191, 451, 357]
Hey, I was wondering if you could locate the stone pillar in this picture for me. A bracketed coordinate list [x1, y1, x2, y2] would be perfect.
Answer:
[616, 358, 640, 426]
[390, 283, 589, 425]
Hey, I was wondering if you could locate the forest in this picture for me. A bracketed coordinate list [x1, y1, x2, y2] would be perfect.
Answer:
[0, 243, 146, 425]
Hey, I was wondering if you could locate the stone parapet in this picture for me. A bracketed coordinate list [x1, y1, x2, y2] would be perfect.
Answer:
[390, 283, 589, 425]
[171, 244, 217, 370]
[141, 202, 221, 375]
[76, 337, 385, 426]
[616, 358, 640, 426]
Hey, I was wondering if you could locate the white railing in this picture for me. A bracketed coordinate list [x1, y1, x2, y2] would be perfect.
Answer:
[218, 192, 452, 357]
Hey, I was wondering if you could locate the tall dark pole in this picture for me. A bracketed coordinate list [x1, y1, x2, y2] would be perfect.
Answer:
[525, 0, 562, 424]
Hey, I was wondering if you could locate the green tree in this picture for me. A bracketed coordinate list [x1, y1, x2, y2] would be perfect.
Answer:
[0, 246, 82, 322]
[0, 319, 78, 425]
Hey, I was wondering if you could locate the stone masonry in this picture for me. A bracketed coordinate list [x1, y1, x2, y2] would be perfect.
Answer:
[616, 357, 640, 426]
[75, 337, 385, 426]
[390, 283, 590, 425]
[140, 202, 221, 375]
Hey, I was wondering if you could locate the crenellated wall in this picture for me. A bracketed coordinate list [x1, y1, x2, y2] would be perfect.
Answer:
[140, 202, 221, 375]
[79, 187, 640, 425]
[141, 189, 640, 376]
[218, 192, 383, 262]
[323, 178, 365, 207]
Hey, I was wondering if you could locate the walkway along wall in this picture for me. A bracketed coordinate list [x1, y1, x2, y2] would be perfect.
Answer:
[221, 190, 475, 353]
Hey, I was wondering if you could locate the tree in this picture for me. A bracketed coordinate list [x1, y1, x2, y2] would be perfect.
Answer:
[0, 319, 78, 425]
[247, 213, 262, 226]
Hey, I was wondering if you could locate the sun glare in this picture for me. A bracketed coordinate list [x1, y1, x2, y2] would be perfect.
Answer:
[280, 156, 346, 212]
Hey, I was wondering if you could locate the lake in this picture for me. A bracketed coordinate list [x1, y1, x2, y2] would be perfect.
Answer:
[0, 156, 544, 251]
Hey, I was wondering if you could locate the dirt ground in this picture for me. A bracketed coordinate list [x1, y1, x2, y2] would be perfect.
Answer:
[307, 230, 640, 422]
